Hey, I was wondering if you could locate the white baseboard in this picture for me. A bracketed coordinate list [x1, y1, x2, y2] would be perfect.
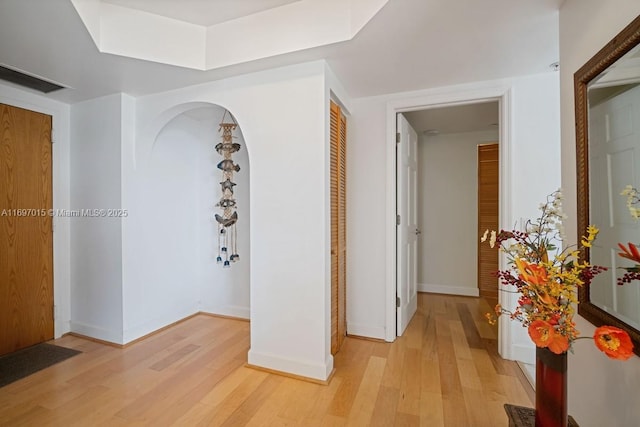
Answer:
[122, 304, 198, 344]
[517, 361, 536, 388]
[201, 305, 250, 320]
[247, 349, 334, 381]
[70, 320, 124, 345]
[55, 319, 71, 339]
[511, 343, 536, 365]
[347, 322, 386, 340]
[418, 283, 480, 297]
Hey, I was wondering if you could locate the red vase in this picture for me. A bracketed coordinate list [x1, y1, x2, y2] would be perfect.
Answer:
[535, 347, 568, 427]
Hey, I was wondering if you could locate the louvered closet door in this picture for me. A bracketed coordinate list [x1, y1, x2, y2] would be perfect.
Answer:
[477, 143, 499, 306]
[330, 101, 347, 355]
[0, 103, 54, 356]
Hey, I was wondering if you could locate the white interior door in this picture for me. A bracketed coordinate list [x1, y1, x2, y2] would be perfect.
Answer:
[396, 113, 418, 336]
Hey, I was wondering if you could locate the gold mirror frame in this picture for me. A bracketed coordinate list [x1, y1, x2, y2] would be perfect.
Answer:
[575, 14, 640, 357]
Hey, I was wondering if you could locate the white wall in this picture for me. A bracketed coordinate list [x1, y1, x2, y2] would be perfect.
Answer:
[124, 61, 334, 380]
[121, 106, 251, 334]
[417, 130, 498, 296]
[348, 72, 561, 356]
[560, 2, 640, 425]
[70, 93, 124, 343]
[0, 83, 71, 339]
[345, 98, 388, 339]
[10, 60, 340, 381]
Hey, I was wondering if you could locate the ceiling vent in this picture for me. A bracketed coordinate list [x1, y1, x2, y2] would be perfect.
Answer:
[0, 65, 65, 93]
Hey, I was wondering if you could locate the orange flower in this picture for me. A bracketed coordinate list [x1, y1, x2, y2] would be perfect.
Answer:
[528, 320, 552, 346]
[518, 296, 532, 306]
[593, 326, 634, 360]
[617, 242, 640, 264]
[528, 320, 570, 354]
[484, 312, 497, 326]
[548, 334, 570, 354]
[515, 258, 548, 285]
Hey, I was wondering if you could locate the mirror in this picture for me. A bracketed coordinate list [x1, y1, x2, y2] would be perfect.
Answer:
[576, 15, 640, 357]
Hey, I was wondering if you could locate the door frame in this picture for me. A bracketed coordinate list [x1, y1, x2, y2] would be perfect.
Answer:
[384, 85, 514, 359]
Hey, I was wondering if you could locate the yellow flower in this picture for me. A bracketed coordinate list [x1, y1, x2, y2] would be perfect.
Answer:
[622, 186, 640, 220]
[581, 225, 599, 247]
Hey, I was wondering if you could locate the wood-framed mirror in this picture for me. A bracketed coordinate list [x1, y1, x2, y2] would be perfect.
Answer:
[576, 14, 640, 358]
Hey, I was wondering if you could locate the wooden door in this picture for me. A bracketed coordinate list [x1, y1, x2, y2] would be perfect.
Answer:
[0, 103, 54, 356]
[396, 113, 418, 336]
[330, 100, 347, 355]
[477, 143, 499, 306]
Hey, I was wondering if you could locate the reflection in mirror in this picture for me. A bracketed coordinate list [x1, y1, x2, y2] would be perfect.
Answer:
[588, 45, 640, 331]
[575, 15, 640, 357]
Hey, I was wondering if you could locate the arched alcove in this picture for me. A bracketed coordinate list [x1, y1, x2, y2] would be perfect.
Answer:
[144, 104, 251, 319]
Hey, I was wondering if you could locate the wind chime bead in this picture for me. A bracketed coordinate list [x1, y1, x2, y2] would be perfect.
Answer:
[216, 256, 222, 263]
[216, 114, 240, 268]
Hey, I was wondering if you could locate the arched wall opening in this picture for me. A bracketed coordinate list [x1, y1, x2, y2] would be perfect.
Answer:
[126, 63, 332, 379]
[144, 103, 251, 320]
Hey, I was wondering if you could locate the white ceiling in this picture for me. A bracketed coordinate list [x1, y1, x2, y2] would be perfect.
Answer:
[404, 101, 499, 135]
[74, 0, 388, 71]
[103, 0, 301, 26]
[0, 0, 562, 106]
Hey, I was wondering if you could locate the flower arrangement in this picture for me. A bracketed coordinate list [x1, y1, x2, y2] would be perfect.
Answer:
[482, 190, 634, 360]
[618, 185, 640, 285]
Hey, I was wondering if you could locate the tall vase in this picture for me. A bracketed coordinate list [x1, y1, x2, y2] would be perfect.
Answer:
[535, 347, 568, 427]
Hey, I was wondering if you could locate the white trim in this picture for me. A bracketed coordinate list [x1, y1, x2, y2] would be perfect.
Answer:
[511, 343, 536, 365]
[122, 304, 198, 343]
[517, 361, 536, 388]
[202, 306, 250, 320]
[498, 88, 514, 360]
[347, 322, 386, 340]
[247, 349, 334, 381]
[385, 83, 513, 352]
[385, 101, 397, 342]
[418, 283, 479, 297]
[70, 321, 123, 345]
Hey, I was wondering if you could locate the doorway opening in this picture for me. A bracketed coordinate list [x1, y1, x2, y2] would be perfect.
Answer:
[398, 102, 500, 346]
[385, 87, 513, 360]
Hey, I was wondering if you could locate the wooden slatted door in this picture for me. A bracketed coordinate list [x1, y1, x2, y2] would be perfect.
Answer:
[0, 103, 54, 356]
[477, 143, 499, 306]
[330, 100, 347, 355]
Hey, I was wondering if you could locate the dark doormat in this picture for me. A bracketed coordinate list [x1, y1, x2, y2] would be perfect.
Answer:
[0, 342, 81, 388]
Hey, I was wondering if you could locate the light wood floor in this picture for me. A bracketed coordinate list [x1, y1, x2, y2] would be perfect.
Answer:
[0, 293, 533, 426]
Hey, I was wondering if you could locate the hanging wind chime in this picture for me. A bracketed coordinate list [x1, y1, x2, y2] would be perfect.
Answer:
[215, 110, 241, 267]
